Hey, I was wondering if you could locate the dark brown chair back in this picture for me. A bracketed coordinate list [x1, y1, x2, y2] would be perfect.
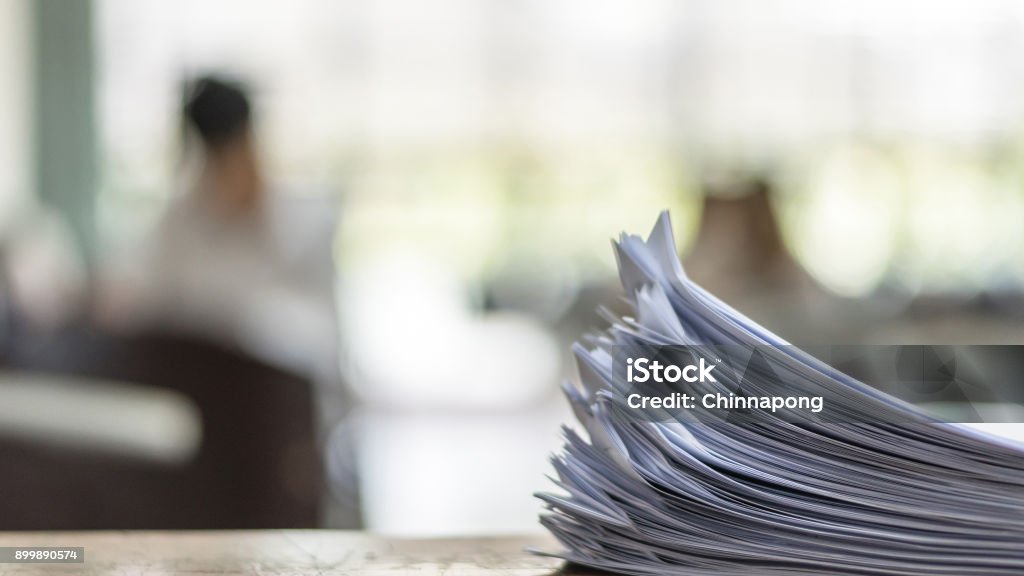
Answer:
[0, 326, 321, 529]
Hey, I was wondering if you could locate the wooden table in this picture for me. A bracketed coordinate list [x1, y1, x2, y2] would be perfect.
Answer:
[0, 532, 568, 575]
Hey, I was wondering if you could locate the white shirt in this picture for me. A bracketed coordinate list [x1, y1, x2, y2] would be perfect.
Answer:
[113, 189, 339, 383]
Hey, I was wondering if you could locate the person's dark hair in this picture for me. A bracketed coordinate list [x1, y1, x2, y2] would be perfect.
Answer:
[183, 75, 252, 148]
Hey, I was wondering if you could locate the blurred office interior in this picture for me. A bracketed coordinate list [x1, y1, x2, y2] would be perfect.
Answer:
[1, 0, 1024, 535]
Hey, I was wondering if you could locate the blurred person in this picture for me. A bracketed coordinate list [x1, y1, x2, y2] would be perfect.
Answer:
[684, 176, 867, 345]
[685, 177, 803, 297]
[103, 76, 327, 364]
[99, 75, 360, 527]
[100, 75, 340, 390]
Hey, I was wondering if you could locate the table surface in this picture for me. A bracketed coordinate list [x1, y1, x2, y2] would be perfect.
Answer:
[0, 531, 568, 575]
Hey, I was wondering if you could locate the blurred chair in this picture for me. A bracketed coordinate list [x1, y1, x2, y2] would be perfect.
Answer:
[0, 326, 321, 529]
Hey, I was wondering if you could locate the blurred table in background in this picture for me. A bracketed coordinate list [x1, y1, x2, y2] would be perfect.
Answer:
[0, 531, 564, 575]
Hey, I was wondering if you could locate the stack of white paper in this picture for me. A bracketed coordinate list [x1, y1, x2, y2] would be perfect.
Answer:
[535, 213, 1024, 575]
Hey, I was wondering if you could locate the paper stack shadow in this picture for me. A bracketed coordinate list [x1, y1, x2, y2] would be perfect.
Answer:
[534, 213, 1024, 576]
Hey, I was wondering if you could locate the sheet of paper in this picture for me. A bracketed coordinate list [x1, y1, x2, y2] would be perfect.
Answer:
[535, 213, 1024, 576]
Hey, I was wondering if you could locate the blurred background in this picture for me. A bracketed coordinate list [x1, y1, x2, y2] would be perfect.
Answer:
[1, 0, 1024, 536]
